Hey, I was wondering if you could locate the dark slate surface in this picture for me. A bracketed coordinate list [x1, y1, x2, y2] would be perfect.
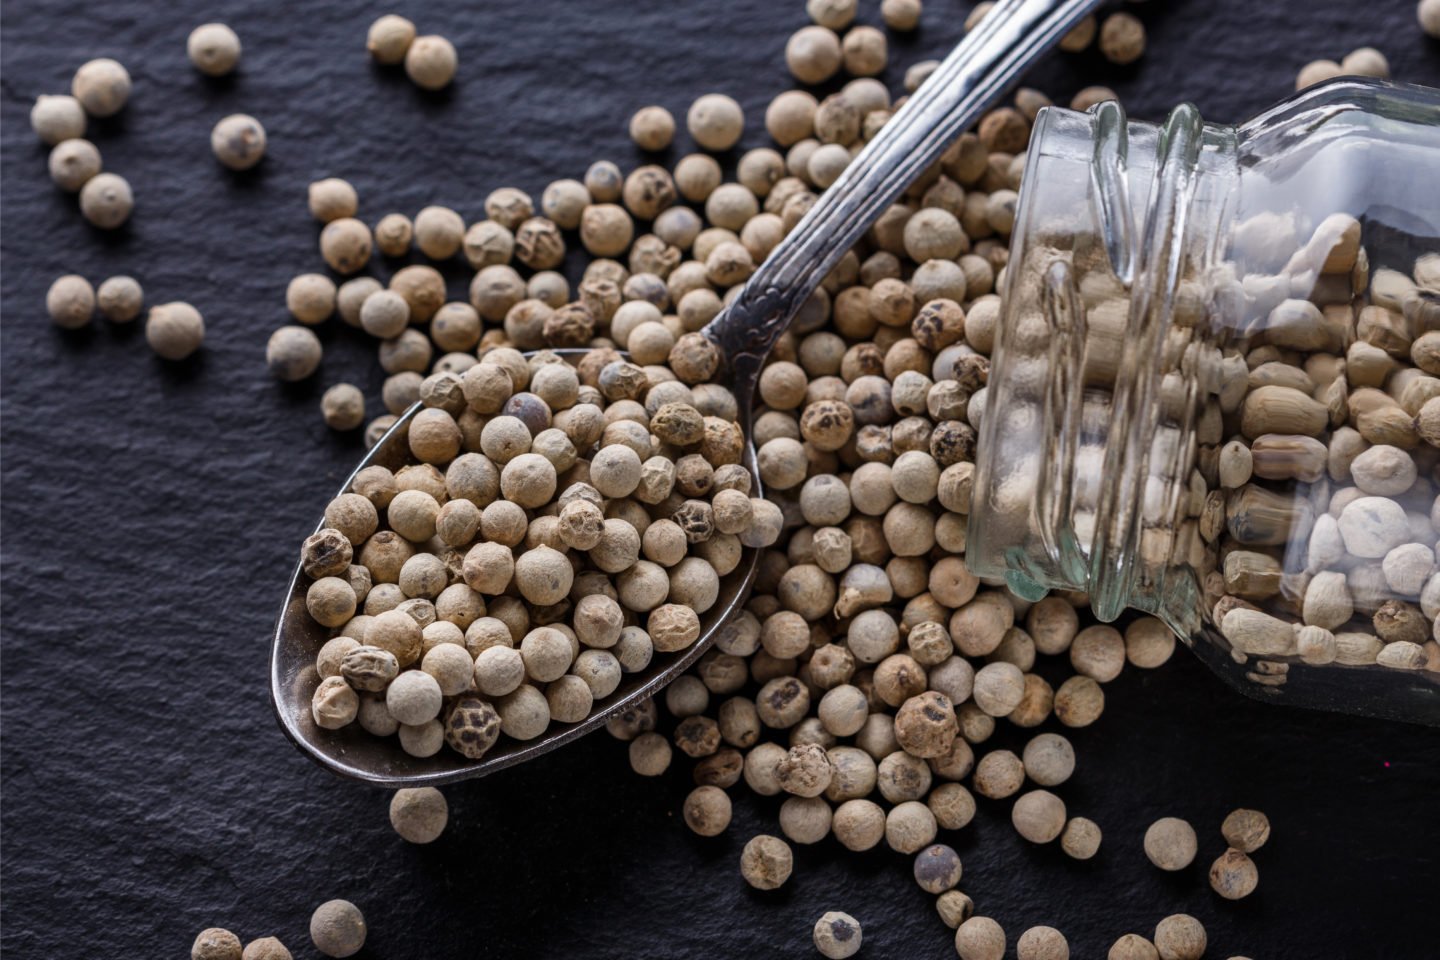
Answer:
[2, 1, 1438, 958]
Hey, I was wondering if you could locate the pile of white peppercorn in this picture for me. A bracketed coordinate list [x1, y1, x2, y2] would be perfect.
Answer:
[263, 1, 1289, 956]
[301, 340, 786, 757]
[60, 1, 1418, 958]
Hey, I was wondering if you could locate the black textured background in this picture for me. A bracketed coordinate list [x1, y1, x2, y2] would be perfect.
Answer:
[3, 2, 1439, 958]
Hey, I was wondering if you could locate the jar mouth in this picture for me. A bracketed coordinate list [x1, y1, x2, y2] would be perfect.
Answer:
[969, 97, 1236, 631]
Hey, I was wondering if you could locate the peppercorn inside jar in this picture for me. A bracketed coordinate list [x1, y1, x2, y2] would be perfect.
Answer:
[970, 78, 1440, 723]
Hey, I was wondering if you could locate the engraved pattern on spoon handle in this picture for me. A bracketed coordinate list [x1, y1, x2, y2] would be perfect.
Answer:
[705, 0, 1104, 386]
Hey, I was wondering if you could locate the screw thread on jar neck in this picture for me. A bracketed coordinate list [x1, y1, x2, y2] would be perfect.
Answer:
[970, 97, 1237, 633]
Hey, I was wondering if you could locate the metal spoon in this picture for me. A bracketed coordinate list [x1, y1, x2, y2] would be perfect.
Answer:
[271, 0, 1103, 785]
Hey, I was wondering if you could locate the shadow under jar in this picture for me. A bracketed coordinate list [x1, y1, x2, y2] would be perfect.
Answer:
[970, 78, 1440, 723]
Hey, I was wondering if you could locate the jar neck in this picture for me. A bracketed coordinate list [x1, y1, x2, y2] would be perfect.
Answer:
[969, 99, 1239, 631]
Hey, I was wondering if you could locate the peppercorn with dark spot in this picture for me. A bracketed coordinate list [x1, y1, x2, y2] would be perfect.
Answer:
[674, 714, 722, 757]
[673, 499, 716, 543]
[694, 747, 745, 787]
[302, 528, 354, 579]
[930, 421, 976, 466]
[444, 696, 502, 759]
[952, 354, 990, 392]
[502, 393, 553, 435]
[600, 361, 651, 402]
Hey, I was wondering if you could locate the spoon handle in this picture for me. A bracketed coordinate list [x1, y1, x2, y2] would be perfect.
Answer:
[705, 0, 1104, 386]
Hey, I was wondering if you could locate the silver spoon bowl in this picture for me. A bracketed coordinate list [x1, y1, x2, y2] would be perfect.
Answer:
[271, 0, 1104, 785]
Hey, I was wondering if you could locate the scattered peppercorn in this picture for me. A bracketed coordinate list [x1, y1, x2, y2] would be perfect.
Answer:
[740, 833, 794, 890]
[1220, 808, 1270, 852]
[389, 786, 448, 843]
[192, 928, 242, 960]
[813, 911, 862, 959]
[146, 302, 205, 360]
[48, 138, 101, 192]
[46, 274, 94, 329]
[309, 900, 366, 958]
[1153, 915, 1206, 960]
[367, 14, 416, 64]
[211, 114, 267, 170]
[1143, 817, 1198, 871]
[188, 23, 242, 76]
[405, 34, 458, 90]
[72, 58, 130, 117]
[30, 94, 86, 145]
[79, 171, 133, 228]
[96, 275, 143, 322]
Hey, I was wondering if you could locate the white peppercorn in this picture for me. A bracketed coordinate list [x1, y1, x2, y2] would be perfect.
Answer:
[813, 912, 862, 960]
[973, 748, 1024, 799]
[79, 172, 133, 228]
[241, 937, 290, 960]
[211, 114, 266, 170]
[496, 684, 550, 740]
[367, 14, 415, 64]
[422, 643, 473, 696]
[1221, 808, 1270, 852]
[1109, 934, 1159, 960]
[622, 731, 672, 777]
[192, 928, 241, 960]
[386, 669, 443, 725]
[474, 645, 525, 697]
[1099, 12, 1145, 64]
[1070, 624, 1126, 682]
[955, 916, 1007, 960]
[683, 785, 732, 836]
[45, 274, 94, 329]
[1342, 46, 1390, 77]
[48, 138, 101, 192]
[389, 787, 447, 843]
[780, 795, 833, 844]
[1012, 789, 1067, 843]
[310, 900, 365, 958]
[1060, 817, 1102, 860]
[312, 676, 358, 729]
[286, 273, 336, 325]
[1209, 847, 1259, 900]
[936, 890, 975, 930]
[786, 26, 843, 84]
[913, 843, 962, 894]
[188, 23, 241, 76]
[1124, 616, 1175, 668]
[405, 35, 458, 90]
[72, 58, 130, 117]
[1054, 675, 1104, 727]
[1153, 915, 1206, 960]
[30, 94, 86, 145]
[1016, 927, 1069, 960]
[415, 205, 465, 260]
[682, 92, 743, 153]
[398, 718, 443, 756]
[148, 302, 206, 361]
[972, 661, 1025, 716]
[95, 275, 143, 323]
[306, 178, 358, 224]
[885, 799, 937, 853]
[1144, 817, 1198, 871]
[739, 834, 793, 890]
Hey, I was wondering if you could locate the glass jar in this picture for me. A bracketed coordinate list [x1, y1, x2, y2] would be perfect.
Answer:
[968, 78, 1440, 723]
